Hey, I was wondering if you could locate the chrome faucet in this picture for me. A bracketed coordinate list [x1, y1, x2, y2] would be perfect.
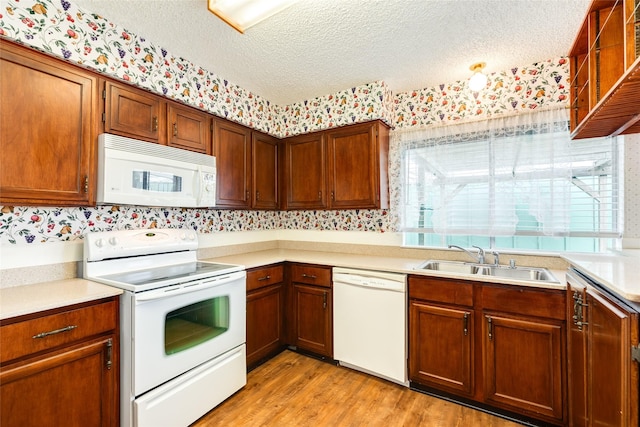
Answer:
[491, 250, 500, 266]
[448, 245, 485, 264]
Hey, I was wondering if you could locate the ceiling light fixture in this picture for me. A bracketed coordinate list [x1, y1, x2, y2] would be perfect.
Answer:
[468, 62, 488, 92]
[207, 0, 301, 34]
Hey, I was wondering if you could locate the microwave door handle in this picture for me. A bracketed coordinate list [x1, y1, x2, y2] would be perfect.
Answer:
[194, 166, 203, 206]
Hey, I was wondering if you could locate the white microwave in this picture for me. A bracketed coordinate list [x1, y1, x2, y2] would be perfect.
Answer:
[97, 133, 216, 208]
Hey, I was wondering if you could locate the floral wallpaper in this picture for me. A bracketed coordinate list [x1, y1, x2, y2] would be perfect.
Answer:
[394, 58, 569, 128]
[279, 81, 394, 137]
[0, 0, 571, 247]
[0, 206, 393, 244]
[0, 0, 282, 134]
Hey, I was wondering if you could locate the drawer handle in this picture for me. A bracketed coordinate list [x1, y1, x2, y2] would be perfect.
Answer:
[258, 275, 271, 281]
[302, 273, 317, 279]
[32, 325, 78, 339]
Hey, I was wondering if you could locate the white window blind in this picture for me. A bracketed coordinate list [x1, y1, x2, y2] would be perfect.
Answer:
[394, 108, 623, 239]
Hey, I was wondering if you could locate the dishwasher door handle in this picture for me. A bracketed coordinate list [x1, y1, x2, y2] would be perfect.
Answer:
[333, 276, 405, 292]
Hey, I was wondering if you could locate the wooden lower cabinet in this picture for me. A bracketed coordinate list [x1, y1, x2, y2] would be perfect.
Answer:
[409, 301, 474, 395]
[246, 264, 286, 368]
[292, 284, 332, 357]
[290, 264, 332, 357]
[482, 313, 564, 421]
[567, 270, 639, 427]
[0, 297, 119, 427]
[409, 275, 566, 425]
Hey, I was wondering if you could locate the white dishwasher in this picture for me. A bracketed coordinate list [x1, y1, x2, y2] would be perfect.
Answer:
[332, 267, 408, 386]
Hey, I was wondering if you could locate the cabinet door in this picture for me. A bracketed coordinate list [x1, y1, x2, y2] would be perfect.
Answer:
[246, 284, 284, 367]
[483, 313, 564, 422]
[284, 133, 327, 209]
[213, 119, 252, 208]
[104, 80, 164, 143]
[0, 336, 117, 427]
[586, 287, 639, 427]
[293, 284, 332, 357]
[0, 41, 97, 206]
[326, 122, 380, 209]
[409, 301, 474, 395]
[567, 283, 588, 427]
[167, 103, 212, 154]
[252, 132, 279, 209]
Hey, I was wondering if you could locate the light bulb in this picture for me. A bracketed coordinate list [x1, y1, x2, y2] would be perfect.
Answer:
[469, 71, 488, 91]
[468, 62, 488, 92]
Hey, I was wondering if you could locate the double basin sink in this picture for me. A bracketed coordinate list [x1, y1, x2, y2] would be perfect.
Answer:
[417, 260, 559, 283]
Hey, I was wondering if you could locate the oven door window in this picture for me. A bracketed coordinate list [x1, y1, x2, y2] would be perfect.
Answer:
[164, 296, 229, 355]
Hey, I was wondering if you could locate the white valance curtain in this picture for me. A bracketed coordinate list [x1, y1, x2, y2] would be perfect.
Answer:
[390, 107, 621, 237]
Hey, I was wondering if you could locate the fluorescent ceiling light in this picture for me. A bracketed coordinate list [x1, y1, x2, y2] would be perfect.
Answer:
[207, 0, 301, 33]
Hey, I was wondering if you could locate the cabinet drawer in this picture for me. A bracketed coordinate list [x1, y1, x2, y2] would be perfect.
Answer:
[246, 264, 284, 291]
[409, 276, 474, 307]
[1, 299, 118, 363]
[290, 264, 331, 288]
[481, 285, 565, 320]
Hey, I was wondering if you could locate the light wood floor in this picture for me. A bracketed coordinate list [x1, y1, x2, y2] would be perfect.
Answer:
[192, 350, 522, 427]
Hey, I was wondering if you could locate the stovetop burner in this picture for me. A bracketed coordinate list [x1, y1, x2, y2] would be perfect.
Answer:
[100, 261, 238, 287]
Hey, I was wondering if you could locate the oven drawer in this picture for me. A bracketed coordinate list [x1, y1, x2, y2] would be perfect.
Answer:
[246, 264, 284, 291]
[290, 264, 331, 287]
[0, 298, 118, 364]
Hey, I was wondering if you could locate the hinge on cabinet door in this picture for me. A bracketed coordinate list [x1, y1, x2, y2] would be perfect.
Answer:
[632, 346, 640, 364]
[102, 112, 106, 123]
[84, 176, 89, 193]
[106, 338, 113, 370]
[102, 89, 106, 99]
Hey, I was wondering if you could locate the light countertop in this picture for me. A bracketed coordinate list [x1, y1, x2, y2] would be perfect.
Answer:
[0, 279, 122, 320]
[563, 251, 640, 302]
[207, 249, 568, 291]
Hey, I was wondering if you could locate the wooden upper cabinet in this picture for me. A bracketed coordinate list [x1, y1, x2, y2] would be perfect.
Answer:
[283, 120, 389, 210]
[326, 121, 389, 209]
[284, 132, 328, 210]
[103, 80, 165, 144]
[569, 0, 640, 138]
[252, 132, 279, 210]
[167, 102, 212, 154]
[0, 40, 98, 206]
[213, 118, 252, 208]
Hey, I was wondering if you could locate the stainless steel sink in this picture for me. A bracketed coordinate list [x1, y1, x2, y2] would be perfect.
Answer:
[418, 260, 487, 275]
[416, 260, 559, 283]
[482, 266, 558, 282]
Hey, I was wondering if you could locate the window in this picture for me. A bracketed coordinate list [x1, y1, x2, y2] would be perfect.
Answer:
[393, 108, 623, 253]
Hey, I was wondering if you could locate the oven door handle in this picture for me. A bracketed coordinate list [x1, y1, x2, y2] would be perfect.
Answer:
[135, 271, 245, 302]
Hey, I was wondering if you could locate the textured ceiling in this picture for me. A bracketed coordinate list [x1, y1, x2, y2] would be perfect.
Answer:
[72, 0, 590, 106]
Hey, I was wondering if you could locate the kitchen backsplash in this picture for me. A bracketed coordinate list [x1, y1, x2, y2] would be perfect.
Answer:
[4, 0, 637, 247]
[0, 206, 393, 245]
